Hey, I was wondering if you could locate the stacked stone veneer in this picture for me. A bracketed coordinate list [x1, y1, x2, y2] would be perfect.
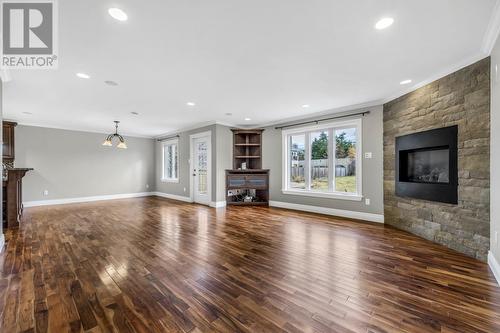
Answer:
[383, 57, 490, 261]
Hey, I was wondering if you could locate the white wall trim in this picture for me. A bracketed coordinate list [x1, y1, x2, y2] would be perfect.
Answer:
[210, 201, 227, 208]
[154, 191, 193, 203]
[24, 192, 155, 207]
[482, 0, 500, 55]
[0, 234, 5, 253]
[488, 251, 500, 286]
[269, 200, 384, 223]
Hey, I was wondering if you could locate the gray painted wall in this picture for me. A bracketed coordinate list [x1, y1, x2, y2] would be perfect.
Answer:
[215, 124, 233, 202]
[154, 123, 233, 204]
[262, 105, 384, 215]
[491, 40, 500, 263]
[15, 125, 155, 202]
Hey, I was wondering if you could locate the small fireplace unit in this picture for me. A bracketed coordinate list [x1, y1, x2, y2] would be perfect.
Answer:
[396, 126, 458, 204]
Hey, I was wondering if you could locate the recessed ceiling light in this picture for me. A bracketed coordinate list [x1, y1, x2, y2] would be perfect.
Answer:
[76, 72, 90, 79]
[375, 17, 394, 30]
[225, 113, 233, 116]
[186, 102, 196, 106]
[108, 8, 128, 21]
[400, 79, 412, 85]
[302, 104, 310, 108]
[244, 117, 251, 121]
[104, 80, 118, 86]
[131, 111, 139, 115]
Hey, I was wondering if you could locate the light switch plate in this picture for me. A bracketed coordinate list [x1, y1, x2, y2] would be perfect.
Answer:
[364, 152, 373, 159]
[365, 198, 371, 205]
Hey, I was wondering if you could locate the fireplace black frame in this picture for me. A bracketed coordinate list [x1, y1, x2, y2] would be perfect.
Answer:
[395, 126, 458, 204]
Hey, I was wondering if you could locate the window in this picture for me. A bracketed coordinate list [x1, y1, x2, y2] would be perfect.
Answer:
[162, 139, 179, 182]
[282, 119, 362, 200]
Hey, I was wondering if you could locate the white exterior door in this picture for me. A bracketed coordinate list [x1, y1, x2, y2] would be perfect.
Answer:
[191, 135, 211, 205]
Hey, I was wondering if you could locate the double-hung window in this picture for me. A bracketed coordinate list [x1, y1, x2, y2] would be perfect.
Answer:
[162, 139, 179, 183]
[282, 118, 362, 200]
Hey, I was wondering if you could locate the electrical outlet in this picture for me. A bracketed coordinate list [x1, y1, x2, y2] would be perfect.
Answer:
[146, 184, 149, 189]
[364, 152, 373, 159]
[43, 190, 49, 196]
[365, 198, 370, 205]
[183, 187, 186, 192]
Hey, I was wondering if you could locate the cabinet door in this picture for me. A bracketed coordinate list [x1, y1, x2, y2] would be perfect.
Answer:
[246, 175, 268, 189]
[2, 124, 14, 159]
[227, 175, 246, 188]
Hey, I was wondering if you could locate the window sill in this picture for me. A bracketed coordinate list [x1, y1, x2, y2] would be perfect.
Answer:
[281, 189, 363, 201]
[161, 178, 179, 183]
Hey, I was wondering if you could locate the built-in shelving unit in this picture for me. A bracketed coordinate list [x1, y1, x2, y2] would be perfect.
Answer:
[232, 129, 263, 170]
[227, 129, 269, 206]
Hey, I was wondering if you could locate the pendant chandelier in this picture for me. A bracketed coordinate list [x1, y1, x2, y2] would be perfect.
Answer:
[102, 121, 127, 149]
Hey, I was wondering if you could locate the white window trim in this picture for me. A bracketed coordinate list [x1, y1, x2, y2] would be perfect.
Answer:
[161, 138, 179, 183]
[281, 118, 363, 200]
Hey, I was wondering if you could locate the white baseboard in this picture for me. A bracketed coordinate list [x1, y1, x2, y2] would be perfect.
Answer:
[269, 200, 384, 223]
[210, 201, 227, 208]
[153, 192, 193, 203]
[0, 233, 4, 253]
[23, 192, 155, 207]
[488, 251, 500, 286]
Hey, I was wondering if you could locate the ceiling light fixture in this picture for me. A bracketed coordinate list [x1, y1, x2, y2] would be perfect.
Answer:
[302, 104, 310, 108]
[22, 112, 32, 115]
[186, 102, 196, 106]
[102, 121, 127, 149]
[76, 72, 90, 79]
[244, 117, 251, 121]
[375, 17, 394, 30]
[108, 8, 128, 21]
[225, 113, 233, 116]
[104, 80, 118, 86]
[400, 79, 412, 85]
[131, 111, 139, 115]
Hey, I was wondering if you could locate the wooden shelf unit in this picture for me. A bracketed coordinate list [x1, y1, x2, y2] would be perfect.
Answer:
[227, 129, 269, 206]
[232, 129, 263, 170]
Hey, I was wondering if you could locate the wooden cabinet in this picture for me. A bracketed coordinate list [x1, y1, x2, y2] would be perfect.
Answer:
[2, 121, 17, 161]
[226, 169, 270, 205]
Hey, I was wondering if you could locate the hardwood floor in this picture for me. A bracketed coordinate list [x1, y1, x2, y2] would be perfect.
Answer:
[1, 196, 499, 333]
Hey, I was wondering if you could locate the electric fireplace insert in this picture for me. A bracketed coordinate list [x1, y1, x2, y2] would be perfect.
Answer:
[396, 126, 458, 204]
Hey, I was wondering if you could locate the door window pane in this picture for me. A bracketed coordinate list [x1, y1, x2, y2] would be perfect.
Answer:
[197, 142, 208, 194]
[310, 131, 329, 191]
[289, 134, 305, 189]
[163, 142, 178, 181]
[335, 128, 356, 193]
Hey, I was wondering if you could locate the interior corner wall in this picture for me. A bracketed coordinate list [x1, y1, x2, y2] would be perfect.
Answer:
[262, 105, 384, 217]
[490, 39, 500, 264]
[155, 124, 217, 201]
[15, 125, 156, 202]
[215, 124, 233, 202]
[383, 57, 490, 261]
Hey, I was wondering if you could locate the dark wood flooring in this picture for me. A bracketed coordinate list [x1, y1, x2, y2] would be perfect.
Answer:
[1, 196, 499, 333]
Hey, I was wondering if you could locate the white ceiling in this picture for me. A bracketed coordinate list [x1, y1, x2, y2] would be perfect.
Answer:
[2, 0, 498, 137]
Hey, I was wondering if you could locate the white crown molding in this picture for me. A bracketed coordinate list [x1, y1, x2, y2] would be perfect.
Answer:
[12, 121, 156, 139]
[269, 201, 384, 223]
[24, 192, 155, 207]
[482, 0, 500, 55]
[156, 120, 238, 139]
[256, 100, 383, 129]
[488, 251, 500, 286]
[381, 52, 488, 104]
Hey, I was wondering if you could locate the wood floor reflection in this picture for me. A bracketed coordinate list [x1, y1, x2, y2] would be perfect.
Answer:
[1, 196, 499, 332]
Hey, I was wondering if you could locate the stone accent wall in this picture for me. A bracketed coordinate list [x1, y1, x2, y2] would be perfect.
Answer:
[383, 57, 490, 261]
